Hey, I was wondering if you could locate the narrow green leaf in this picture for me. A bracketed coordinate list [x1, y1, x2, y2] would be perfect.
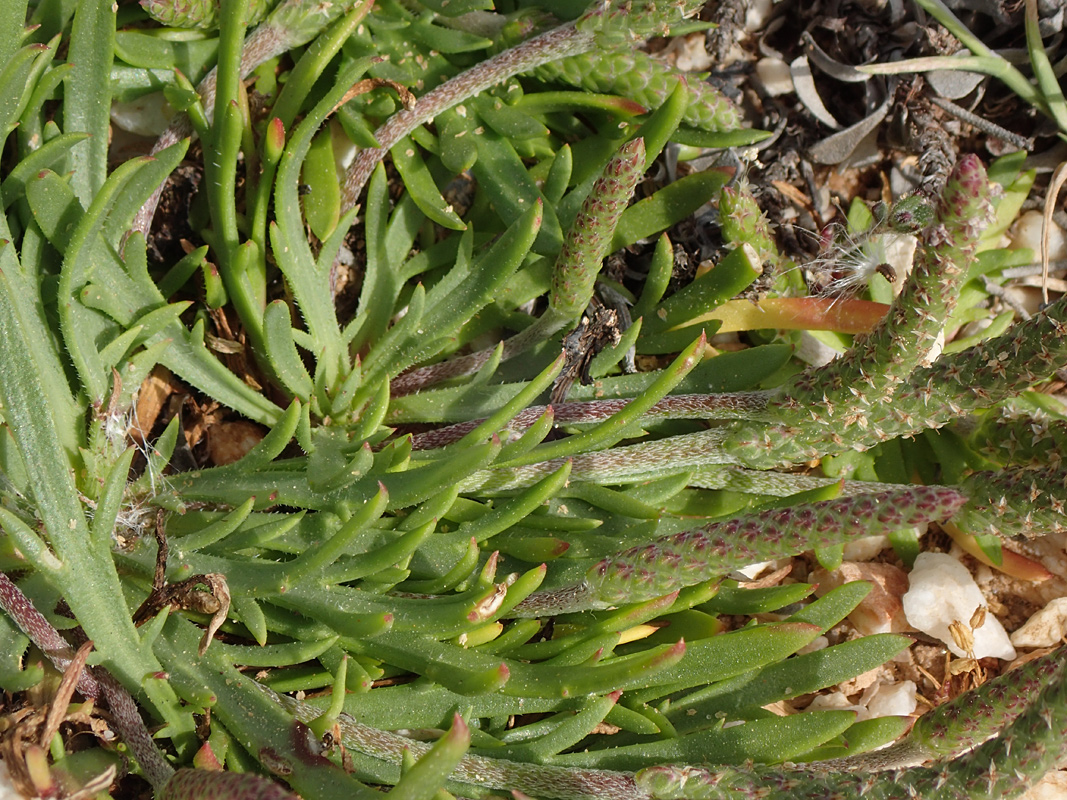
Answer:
[391, 135, 466, 231]
[633, 78, 689, 170]
[57, 155, 157, 402]
[499, 333, 704, 469]
[472, 127, 562, 254]
[551, 710, 856, 770]
[229, 399, 302, 471]
[0, 243, 79, 460]
[64, 0, 115, 204]
[302, 125, 342, 240]
[2, 132, 85, 210]
[387, 716, 470, 800]
[611, 168, 732, 251]
[173, 498, 256, 552]
[1025, 0, 1067, 133]
[0, 0, 28, 66]
[0, 40, 52, 141]
[88, 447, 136, 557]
[668, 634, 911, 728]
[263, 300, 315, 401]
[284, 485, 391, 583]
[220, 637, 339, 669]
[25, 169, 84, 253]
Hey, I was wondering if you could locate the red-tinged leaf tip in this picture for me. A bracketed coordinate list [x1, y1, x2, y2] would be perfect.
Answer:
[448, 713, 470, 740]
[192, 742, 224, 771]
[608, 690, 623, 702]
[614, 98, 647, 115]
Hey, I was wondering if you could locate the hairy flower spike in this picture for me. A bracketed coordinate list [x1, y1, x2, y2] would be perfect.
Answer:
[955, 466, 1067, 537]
[710, 157, 1001, 469]
[533, 51, 741, 133]
[159, 769, 299, 799]
[141, 0, 273, 30]
[576, 0, 706, 46]
[786, 155, 992, 412]
[907, 646, 1064, 759]
[718, 181, 779, 268]
[583, 484, 965, 607]
[550, 139, 645, 318]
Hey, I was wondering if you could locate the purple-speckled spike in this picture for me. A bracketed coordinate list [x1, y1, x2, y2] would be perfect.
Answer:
[586, 484, 965, 606]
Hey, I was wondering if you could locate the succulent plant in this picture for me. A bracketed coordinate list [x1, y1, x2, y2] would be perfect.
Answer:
[0, 0, 1065, 799]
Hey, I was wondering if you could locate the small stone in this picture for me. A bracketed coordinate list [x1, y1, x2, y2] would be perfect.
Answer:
[812, 562, 910, 635]
[755, 57, 793, 96]
[1020, 770, 1067, 800]
[902, 552, 1016, 660]
[806, 690, 861, 714]
[862, 680, 917, 719]
[842, 535, 889, 563]
[1010, 210, 1067, 260]
[1010, 597, 1067, 649]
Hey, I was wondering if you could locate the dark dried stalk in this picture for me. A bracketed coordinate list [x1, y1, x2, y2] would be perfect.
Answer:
[0, 573, 175, 789]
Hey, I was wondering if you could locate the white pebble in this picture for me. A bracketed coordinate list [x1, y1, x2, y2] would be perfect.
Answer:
[1010, 209, 1067, 260]
[1020, 770, 1067, 800]
[861, 680, 917, 719]
[902, 552, 1016, 660]
[842, 534, 889, 563]
[1011, 597, 1067, 649]
[755, 57, 794, 97]
[110, 93, 173, 137]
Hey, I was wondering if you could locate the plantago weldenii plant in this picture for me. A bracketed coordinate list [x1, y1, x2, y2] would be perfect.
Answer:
[1, 0, 1066, 798]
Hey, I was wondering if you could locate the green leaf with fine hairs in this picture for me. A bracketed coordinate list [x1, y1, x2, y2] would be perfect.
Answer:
[665, 634, 912, 730]
[611, 168, 732, 251]
[0, 0, 27, 66]
[549, 710, 857, 770]
[64, 0, 114, 204]
[300, 125, 342, 241]
[390, 135, 466, 231]
[0, 40, 53, 145]
[263, 300, 315, 402]
[472, 127, 562, 254]
[156, 617, 381, 800]
[387, 715, 470, 800]
[272, 55, 375, 359]
[0, 246, 191, 737]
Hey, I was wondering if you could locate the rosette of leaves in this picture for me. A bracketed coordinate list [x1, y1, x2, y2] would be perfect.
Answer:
[2, 0, 1067, 798]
